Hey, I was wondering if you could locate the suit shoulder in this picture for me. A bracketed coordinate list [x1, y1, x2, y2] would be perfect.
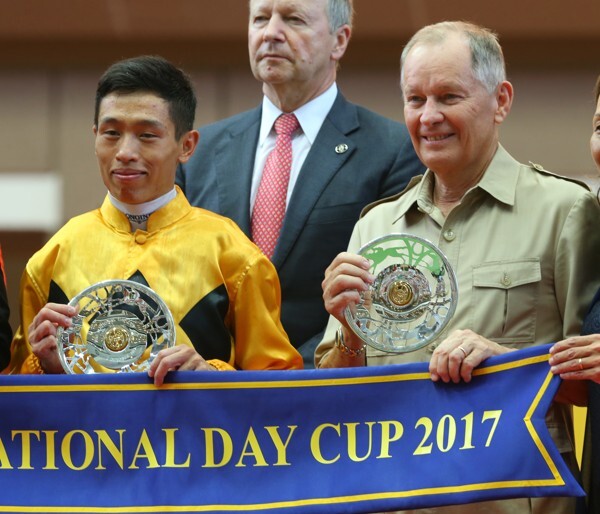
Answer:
[343, 104, 412, 152]
[361, 175, 423, 217]
[352, 103, 408, 132]
[197, 107, 260, 137]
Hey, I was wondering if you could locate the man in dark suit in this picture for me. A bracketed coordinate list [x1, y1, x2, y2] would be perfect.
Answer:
[177, 0, 424, 366]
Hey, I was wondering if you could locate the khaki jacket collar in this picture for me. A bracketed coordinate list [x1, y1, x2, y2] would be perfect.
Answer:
[390, 144, 520, 226]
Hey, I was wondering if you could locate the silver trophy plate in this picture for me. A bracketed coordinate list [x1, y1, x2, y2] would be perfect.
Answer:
[344, 234, 458, 353]
[57, 280, 176, 374]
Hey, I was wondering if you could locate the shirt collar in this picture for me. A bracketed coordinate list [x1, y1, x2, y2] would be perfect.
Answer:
[108, 187, 177, 217]
[101, 186, 191, 233]
[393, 145, 520, 224]
[419, 144, 518, 208]
[259, 83, 338, 145]
[474, 144, 519, 206]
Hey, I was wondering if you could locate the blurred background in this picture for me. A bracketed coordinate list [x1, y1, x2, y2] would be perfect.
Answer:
[0, 0, 598, 331]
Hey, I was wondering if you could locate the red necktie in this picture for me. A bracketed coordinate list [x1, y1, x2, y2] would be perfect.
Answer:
[251, 113, 300, 258]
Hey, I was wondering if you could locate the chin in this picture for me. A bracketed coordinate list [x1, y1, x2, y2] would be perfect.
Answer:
[258, 65, 290, 83]
[113, 189, 143, 205]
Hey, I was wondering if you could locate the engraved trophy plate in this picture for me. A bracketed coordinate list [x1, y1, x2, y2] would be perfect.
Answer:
[57, 280, 176, 374]
[344, 234, 458, 353]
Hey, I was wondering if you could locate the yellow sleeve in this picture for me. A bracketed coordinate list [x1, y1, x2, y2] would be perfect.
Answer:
[206, 359, 236, 371]
[231, 253, 302, 370]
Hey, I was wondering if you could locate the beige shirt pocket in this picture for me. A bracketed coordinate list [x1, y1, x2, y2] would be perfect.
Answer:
[471, 259, 541, 346]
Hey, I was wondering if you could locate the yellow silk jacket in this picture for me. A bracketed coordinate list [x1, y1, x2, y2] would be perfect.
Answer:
[8, 188, 302, 374]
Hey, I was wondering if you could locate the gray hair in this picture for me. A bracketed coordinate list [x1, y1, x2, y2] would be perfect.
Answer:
[400, 21, 506, 94]
[248, 0, 353, 33]
[327, 0, 354, 32]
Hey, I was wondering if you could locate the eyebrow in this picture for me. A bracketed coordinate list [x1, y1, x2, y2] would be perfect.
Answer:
[98, 116, 166, 129]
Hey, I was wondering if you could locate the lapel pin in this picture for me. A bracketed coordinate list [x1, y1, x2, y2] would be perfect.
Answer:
[335, 143, 349, 154]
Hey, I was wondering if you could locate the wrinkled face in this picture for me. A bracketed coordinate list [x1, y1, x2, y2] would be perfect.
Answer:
[248, 0, 345, 96]
[94, 92, 196, 204]
[402, 35, 510, 178]
[592, 95, 600, 171]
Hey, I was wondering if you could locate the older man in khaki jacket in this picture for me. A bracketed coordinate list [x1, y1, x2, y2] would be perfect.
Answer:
[316, 21, 600, 514]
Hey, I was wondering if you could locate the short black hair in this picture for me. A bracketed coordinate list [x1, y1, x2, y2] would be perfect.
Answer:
[94, 55, 196, 139]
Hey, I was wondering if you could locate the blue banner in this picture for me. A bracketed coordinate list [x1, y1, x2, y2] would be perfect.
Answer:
[0, 344, 583, 513]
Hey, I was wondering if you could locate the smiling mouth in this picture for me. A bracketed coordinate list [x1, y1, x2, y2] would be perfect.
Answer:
[423, 134, 452, 142]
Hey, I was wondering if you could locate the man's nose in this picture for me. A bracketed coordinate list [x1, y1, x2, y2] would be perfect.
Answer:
[262, 15, 286, 42]
[116, 135, 139, 162]
[420, 99, 444, 125]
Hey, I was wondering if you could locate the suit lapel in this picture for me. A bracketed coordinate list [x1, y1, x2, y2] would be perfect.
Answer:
[272, 94, 359, 268]
[214, 107, 262, 236]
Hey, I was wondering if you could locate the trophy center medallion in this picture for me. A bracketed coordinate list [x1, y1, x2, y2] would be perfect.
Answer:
[104, 326, 130, 352]
[389, 280, 413, 307]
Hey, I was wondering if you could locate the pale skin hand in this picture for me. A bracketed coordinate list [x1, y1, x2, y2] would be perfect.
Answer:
[548, 335, 600, 406]
[319, 252, 374, 368]
[28, 302, 77, 374]
[549, 335, 600, 383]
[429, 329, 514, 383]
[148, 346, 216, 387]
[431, 332, 593, 405]
[322, 252, 374, 323]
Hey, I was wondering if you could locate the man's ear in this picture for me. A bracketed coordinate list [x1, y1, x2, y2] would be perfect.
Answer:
[332, 24, 351, 62]
[178, 130, 200, 163]
[494, 81, 513, 125]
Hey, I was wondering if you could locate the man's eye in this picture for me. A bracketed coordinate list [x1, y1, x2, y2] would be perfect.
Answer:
[442, 94, 460, 102]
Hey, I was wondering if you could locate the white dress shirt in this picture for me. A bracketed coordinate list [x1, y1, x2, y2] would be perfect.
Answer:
[250, 83, 338, 214]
